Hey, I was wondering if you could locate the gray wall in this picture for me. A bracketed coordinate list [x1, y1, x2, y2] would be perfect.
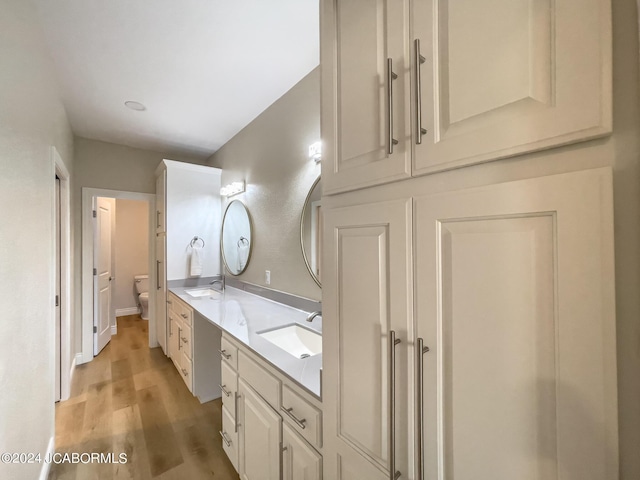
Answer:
[0, 0, 74, 477]
[209, 68, 321, 301]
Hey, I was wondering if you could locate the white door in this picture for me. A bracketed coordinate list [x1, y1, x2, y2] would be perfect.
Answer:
[238, 379, 282, 480]
[323, 199, 413, 480]
[411, 0, 611, 175]
[54, 176, 61, 401]
[155, 232, 167, 353]
[321, 0, 411, 194]
[414, 168, 618, 480]
[93, 197, 113, 355]
[282, 423, 322, 480]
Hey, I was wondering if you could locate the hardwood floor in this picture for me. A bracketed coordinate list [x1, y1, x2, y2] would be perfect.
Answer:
[50, 314, 239, 480]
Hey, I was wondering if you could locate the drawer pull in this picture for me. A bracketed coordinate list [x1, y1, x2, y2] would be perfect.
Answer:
[281, 406, 307, 430]
[220, 384, 231, 397]
[167, 300, 172, 305]
[219, 349, 232, 360]
[181, 336, 188, 344]
[219, 431, 232, 448]
[180, 313, 188, 319]
[181, 368, 188, 377]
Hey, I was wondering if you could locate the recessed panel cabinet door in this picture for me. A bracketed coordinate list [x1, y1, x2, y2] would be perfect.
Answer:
[238, 379, 281, 480]
[323, 199, 413, 480]
[321, 0, 411, 194]
[411, 0, 611, 175]
[414, 168, 618, 480]
[282, 423, 322, 480]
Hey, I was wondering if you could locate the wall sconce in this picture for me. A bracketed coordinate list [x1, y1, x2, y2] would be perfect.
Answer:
[309, 141, 322, 163]
[220, 181, 245, 197]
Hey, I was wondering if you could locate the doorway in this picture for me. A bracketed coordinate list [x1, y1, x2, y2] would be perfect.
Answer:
[80, 188, 157, 364]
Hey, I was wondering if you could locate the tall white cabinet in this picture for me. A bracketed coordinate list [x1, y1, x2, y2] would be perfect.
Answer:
[321, 0, 612, 194]
[154, 160, 222, 354]
[321, 1, 617, 479]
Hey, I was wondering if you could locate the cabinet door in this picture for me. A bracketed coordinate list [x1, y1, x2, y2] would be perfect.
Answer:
[321, 0, 411, 194]
[411, 0, 611, 175]
[323, 199, 413, 480]
[154, 233, 167, 353]
[238, 379, 282, 480]
[167, 312, 179, 366]
[155, 169, 166, 233]
[414, 168, 617, 480]
[282, 423, 322, 480]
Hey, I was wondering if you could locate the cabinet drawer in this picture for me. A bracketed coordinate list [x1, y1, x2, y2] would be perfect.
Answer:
[282, 384, 322, 449]
[177, 303, 193, 326]
[238, 351, 280, 409]
[179, 352, 193, 393]
[220, 336, 239, 370]
[221, 406, 238, 472]
[221, 361, 238, 417]
[180, 321, 193, 360]
[167, 293, 178, 314]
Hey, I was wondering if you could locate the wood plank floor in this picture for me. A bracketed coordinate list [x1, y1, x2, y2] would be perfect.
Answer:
[50, 314, 239, 480]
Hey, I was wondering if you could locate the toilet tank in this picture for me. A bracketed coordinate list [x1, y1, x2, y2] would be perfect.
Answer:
[134, 274, 149, 294]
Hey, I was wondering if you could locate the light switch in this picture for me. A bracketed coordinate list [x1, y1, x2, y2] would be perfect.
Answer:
[265, 270, 271, 285]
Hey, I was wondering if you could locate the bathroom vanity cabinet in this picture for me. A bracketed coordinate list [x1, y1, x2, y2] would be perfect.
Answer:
[154, 160, 222, 355]
[219, 333, 323, 480]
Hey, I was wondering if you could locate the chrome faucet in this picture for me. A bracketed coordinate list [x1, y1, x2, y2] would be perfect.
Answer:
[306, 311, 321, 322]
[209, 276, 225, 291]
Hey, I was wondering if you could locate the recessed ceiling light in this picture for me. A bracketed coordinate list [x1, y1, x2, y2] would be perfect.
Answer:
[124, 101, 146, 111]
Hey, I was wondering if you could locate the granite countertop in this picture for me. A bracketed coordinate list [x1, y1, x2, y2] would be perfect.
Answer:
[168, 285, 322, 398]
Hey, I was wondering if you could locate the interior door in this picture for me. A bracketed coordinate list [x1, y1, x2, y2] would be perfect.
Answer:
[414, 168, 618, 480]
[155, 232, 167, 353]
[54, 176, 61, 401]
[94, 197, 113, 355]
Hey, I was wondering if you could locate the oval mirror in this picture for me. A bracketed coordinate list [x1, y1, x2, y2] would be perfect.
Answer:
[300, 176, 322, 287]
[221, 200, 253, 275]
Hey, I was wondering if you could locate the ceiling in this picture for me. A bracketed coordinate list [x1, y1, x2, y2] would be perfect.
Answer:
[34, 0, 319, 159]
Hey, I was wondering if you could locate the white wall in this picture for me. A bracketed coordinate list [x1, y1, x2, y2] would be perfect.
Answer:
[208, 68, 321, 300]
[0, 0, 74, 478]
[114, 199, 149, 312]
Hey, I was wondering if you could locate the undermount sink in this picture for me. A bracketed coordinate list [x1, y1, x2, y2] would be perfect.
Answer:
[185, 288, 221, 298]
[259, 324, 322, 359]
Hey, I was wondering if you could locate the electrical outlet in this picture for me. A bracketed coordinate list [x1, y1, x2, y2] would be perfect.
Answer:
[265, 270, 271, 285]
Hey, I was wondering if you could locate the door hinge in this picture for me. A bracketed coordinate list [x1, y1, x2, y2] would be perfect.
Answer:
[55, 295, 59, 307]
[93, 326, 97, 334]
[92, 210, 97, 218]
[93, 268, 97, 276]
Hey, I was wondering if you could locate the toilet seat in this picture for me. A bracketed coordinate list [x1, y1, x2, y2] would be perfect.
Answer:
[139, 292, 148, 300]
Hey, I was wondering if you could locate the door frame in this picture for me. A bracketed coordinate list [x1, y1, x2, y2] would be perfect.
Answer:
[80, 187, 157, 364]
[52, 147, 72, 400]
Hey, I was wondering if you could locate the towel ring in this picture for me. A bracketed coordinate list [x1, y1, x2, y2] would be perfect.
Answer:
[190, 236, 205, 248]
[237, 236, 249, 248]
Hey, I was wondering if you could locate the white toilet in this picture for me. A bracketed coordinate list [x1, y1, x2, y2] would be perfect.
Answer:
[134, 274, 149, 320]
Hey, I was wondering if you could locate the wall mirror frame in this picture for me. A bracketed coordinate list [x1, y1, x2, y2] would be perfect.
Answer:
[300, 176, 322, 287]
[221, 200, 253, 276]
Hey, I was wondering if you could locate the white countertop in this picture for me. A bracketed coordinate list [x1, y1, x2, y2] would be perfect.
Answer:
[168, 285, 322, 398]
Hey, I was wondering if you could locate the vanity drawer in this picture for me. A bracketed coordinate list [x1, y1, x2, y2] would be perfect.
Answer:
[176, 302, 193, 326]
[238, 351, 281, 409]
[180, 321, 193, 359]
[179, 352, 193, 393]
[282, 384, 322, 449]
[221, 405, 238, 472]
[220, 361, 238, 417]
[220, 336, 239, 370]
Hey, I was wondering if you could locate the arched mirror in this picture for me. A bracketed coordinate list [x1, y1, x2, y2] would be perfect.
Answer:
[221, 200, 253, 275]
[300, 176, 322, 287]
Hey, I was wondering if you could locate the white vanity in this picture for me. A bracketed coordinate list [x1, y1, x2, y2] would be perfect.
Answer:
[167, 285, 323, 480]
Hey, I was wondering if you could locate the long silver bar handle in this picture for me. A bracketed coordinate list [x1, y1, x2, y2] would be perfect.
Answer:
[234, 392, 239, 432]
[281, 406, 307, 430]
[387, 58, 399, 155]
[156, 210, 161, 229]
[219, 384, 231, 397]
[219, 430, 232, 448]
[414, 39, 427, 144]
[156, 260, 161, 290]
[416, 338, 430, 480]
[389, 330, 401, 480]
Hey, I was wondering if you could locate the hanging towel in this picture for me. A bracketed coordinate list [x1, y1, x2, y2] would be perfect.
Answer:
[190, 245, 203, 277]
[237, 237, 250, 271]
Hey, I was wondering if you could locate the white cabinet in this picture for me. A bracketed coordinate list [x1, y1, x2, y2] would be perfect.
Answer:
[322, 168, 619, 479]
[155, 232, 166, 353]
[238, 378, 282, 480]
[321, 0, 612, 193]
[283, 423, 322, 480]
[155, 168, 166, 234]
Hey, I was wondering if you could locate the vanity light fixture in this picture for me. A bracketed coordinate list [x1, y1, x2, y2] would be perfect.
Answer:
[309, 141, 322, 163]
[220, 181, 245, 197]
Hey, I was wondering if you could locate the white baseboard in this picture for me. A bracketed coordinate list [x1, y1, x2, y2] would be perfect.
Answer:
[116, 307, 140, 317]
[38, 436, 55, 480]
[111, 324, 117, 335]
